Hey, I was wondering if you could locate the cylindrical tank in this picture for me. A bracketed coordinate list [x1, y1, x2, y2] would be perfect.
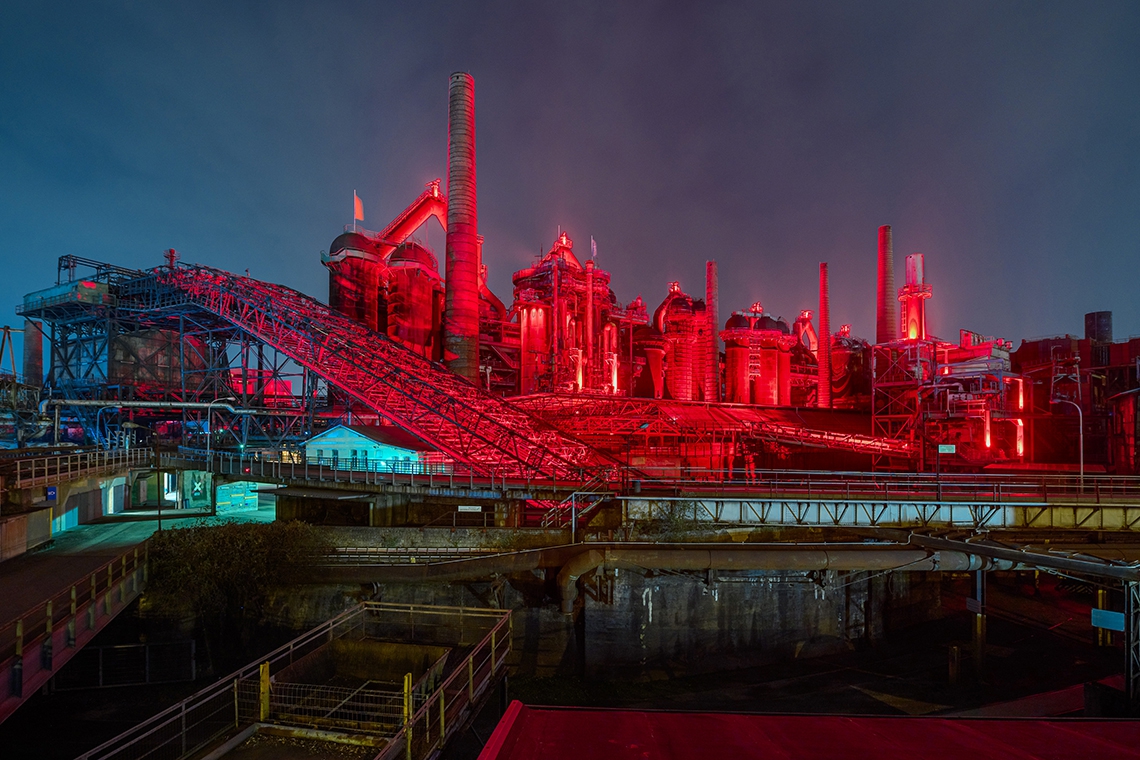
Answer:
[633, 326, 668, 399]
[327, 232, 385, 333]
[444, 71, 480, 381]
[1085, 311, 1113, 343]
[663, 300, 694, 401]
[387, 242, 442, 356]
[22, 319, 43, 387]
[722, 314, 752, 404]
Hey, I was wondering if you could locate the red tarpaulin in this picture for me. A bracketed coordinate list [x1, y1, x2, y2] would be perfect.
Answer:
[479, 702, 1140, 760]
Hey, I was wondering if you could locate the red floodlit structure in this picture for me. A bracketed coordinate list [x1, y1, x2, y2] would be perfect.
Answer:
[312, 71, 1049, 474]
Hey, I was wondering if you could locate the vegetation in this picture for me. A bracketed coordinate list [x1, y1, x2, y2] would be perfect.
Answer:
[145, 520, 331, 673]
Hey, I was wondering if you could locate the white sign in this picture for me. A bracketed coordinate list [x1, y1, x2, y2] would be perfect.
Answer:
[457, 505, 482, 513]
[938, 444, 957, 454]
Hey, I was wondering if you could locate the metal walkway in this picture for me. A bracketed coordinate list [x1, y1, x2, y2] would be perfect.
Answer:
[156, 264, 610, 479]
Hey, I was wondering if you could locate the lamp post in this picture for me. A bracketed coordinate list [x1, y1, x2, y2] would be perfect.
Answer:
[1051, 398, 1083, 495]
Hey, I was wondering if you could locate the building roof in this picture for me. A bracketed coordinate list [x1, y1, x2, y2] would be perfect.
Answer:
[307, 424, 434, 452]
[479, 703, 1140, 760]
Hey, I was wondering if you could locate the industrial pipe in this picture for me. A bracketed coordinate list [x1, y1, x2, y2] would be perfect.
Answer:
[556, 544, 1010, 613]
[444, 71, 480, 382]
[40, 399, 244, 414]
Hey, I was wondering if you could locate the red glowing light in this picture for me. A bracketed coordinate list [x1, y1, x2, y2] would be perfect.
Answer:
[1015, 418, 1024, 457]
[984, 410, 991, 449]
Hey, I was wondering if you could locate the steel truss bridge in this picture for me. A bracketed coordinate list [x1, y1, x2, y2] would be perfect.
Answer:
[21, 257, 921, 478]
[21, 258, 616, 479]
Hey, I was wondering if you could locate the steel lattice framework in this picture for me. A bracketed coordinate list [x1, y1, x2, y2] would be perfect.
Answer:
[513, 394, 914, 458]
[156, 264, 610, 479]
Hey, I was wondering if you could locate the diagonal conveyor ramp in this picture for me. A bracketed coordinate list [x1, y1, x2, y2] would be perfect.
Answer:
[157, 264, 610, 479]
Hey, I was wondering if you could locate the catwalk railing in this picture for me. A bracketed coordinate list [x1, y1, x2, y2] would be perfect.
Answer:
[156, 264, 608, 479]
[172, 449, 1140, 508]
[0, 543, 147, 723]
[77, 602, 512, 760]
[2, 448, 152, 495]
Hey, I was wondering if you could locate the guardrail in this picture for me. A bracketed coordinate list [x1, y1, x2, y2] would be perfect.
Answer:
[170, 449, 1140, 508]
[0, 543, 148, 721]
[77, 602, 511, 760]
[6, 448, 153, 491]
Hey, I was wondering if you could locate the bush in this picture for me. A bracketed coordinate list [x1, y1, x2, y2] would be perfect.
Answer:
[145, 521, 330, 672]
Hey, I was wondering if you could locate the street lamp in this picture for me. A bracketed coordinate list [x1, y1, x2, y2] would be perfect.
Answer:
[1051, 398, 1083, 495]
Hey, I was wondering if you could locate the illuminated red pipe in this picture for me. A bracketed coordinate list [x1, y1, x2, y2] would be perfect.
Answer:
[444, 71, 480, 382]
[876, 225, 897, 344]
[818, 262, 831, 409]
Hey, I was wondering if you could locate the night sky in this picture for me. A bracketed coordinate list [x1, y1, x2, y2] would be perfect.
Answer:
[3, 1, 1139, 358]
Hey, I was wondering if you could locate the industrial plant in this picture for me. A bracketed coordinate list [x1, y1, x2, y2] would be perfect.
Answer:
[4, 71, 1140, 759]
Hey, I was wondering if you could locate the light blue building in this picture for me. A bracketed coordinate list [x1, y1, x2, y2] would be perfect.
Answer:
[304, 424, 445, 473]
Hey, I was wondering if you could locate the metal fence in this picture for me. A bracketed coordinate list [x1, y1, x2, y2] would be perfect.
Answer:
[52, 641, 195, 691]
[168, 448, 1140, 507]
[9, 447, 152, 490]
[0, 543, 147, 671]
[77, 602, 512, 760]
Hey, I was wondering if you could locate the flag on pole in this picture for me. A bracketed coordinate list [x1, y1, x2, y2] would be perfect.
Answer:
[591, 236, 597, 260]
[353, 191, 364, 222]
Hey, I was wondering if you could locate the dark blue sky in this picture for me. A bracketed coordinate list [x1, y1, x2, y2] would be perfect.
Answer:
[3, 1, 1139, 357]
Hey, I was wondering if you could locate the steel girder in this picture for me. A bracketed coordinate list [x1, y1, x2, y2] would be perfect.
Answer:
[157, 264, 607, 479]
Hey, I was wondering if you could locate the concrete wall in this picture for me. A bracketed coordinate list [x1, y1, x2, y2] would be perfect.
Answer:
[582, 569, 941, 678]
[263, 568, 940, 684]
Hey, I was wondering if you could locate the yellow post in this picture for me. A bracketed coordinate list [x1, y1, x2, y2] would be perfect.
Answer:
[45, 601, 52, 637]
[467, 656, 474, 701]
[14, 619, 22, 658]
[439, 690, 446, 741]
[106, 566, 113, 614]
[491, 631, 496, 672]
[403, 672, 413, 759]
[1097, 588, 1112, 646]
[259, 662, 270, 721]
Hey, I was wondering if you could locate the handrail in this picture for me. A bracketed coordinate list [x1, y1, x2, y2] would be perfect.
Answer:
[0, 541, 148, 667]
[77, 602, 510, 760]
[167, 449, 1140, 507]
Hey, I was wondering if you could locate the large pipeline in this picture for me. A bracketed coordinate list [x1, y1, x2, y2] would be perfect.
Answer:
[555, 544, 1008, 613]
[444, 72, 480, 382]
[817, 262, 832, 408]
[876, 225, 897, 344]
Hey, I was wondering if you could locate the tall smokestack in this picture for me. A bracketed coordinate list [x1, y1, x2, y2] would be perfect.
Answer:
[818, 263, 832, 409]
[876, 225, 897, 344]
[705, 261, 719, 403]
[444, 72, 480, 382]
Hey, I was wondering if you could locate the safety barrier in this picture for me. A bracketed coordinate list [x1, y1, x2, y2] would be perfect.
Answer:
[77, 602, 511, 760]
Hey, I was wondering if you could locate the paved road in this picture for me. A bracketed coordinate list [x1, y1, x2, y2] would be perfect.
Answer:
[0, 507, 275, 625]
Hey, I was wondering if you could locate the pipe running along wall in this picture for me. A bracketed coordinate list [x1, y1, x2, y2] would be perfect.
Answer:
[444, 72, 480, 382]
[556, 544, 1012, 613]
